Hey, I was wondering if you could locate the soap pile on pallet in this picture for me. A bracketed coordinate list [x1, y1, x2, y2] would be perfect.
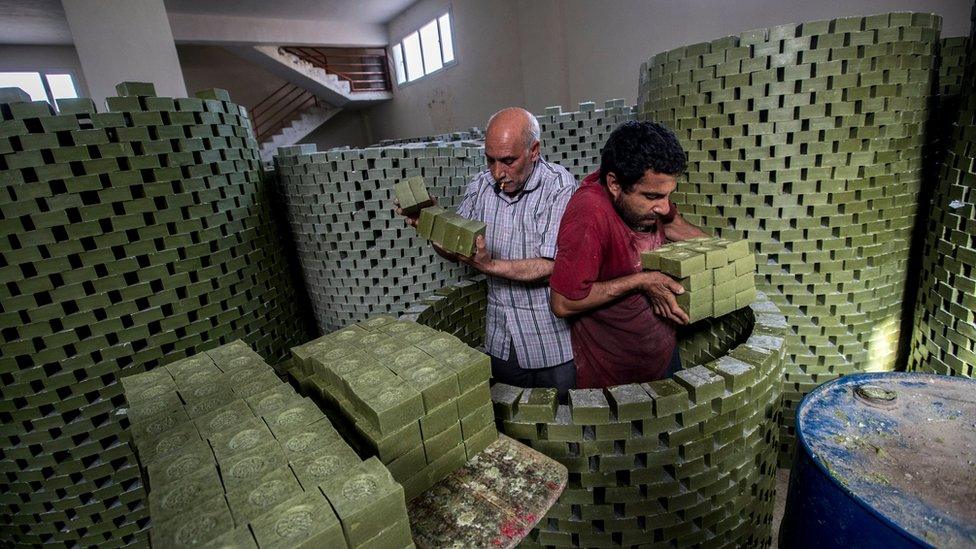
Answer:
[288, 316, 498, 501]
[122, 340, 413, 548]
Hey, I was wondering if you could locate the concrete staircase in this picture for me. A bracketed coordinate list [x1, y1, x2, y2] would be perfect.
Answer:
[258, 104, 340, 164]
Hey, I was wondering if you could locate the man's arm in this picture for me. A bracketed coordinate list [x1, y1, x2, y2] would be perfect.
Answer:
[459, 235, 552, 282]
[664, 211, 708, 241]
[551, 271, 689, 324]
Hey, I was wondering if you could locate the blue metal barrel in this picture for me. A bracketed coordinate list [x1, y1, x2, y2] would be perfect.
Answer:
[779, 372, 976, 548]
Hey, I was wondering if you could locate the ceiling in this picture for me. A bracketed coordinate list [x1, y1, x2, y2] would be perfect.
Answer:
[0, 0, 418, 45]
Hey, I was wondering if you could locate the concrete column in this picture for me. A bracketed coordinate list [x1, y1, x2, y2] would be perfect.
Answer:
[61, 0, 187, 107]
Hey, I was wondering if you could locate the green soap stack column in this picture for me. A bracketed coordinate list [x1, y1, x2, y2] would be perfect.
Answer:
[273, 141, 483, 333]
[0, 84, 307, 547]
[536, 99, 636, 180]
[638, 12, 941, 464]
[909, 23, 976, 377]
[403, 276, 488, 348]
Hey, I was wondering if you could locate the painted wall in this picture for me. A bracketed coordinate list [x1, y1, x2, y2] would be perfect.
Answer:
[177, 45, 287, 111]
[0, 44, 89, 98]
[299, 110, 373, 150]
[365, 0, 525, 142]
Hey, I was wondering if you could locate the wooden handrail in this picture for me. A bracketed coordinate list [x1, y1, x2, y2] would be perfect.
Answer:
[281, 46, 392, 92]
[251, 82, 319, 143]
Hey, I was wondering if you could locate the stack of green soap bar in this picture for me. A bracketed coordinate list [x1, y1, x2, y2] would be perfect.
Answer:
[0, 84, 307, 547]
[287, 316, 497, 501]
[493, 293, 787, 548]
[537, 99, 636, 180]
[400, 276, 488, 349]
[121, 340, 413, 548]
[638, 12, 943, 464]
[413, 207, 487, 256]
[376, 128, 485, 146]
[641, 236, 757, 322]
[395, 175, 436, 215]
[274, 141, 480, 333]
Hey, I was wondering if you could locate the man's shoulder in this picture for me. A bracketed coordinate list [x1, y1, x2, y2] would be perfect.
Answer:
[536, 159, 579, 191]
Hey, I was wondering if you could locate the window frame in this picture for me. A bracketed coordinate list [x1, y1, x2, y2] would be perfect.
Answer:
[389, 8, 457, 88]
[0, 69, 81, 107]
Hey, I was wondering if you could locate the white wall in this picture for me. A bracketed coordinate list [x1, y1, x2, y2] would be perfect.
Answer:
[551, 0, 971, 109]
[0, 45, 89, 97]
[300, 110, 373, 150]
[366, 0, 526, 142]
[178, 45, 287, 110]
[368, 0, 972, 141]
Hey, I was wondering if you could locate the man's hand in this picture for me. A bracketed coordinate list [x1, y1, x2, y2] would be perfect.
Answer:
[457, 235, 495, 274]
[638, 271, 689, 325]
[393, 196, 437, 228]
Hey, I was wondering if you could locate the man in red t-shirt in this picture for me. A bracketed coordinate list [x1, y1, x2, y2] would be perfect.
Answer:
[550, 121, 708, 388]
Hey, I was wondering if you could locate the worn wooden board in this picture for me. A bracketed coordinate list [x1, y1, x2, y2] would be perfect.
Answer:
[408, 434, 568, 548]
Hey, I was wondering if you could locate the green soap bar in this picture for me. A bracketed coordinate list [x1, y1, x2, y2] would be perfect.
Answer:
[289, 444, 364, 491]
[218, 442, 288, 493]
[195, 88, 231, 102]
[658, 249, 707, 277]
[394, 180, 419, 214]
[115, 81, 156, 96]
[713, 296, 736, 317]
[56, 97, 96, 114]
[193, 399, 254, 440]
[442, 349, 491, 392]
[690, 244, 727, 269]
[126, 389, 183, 424]
[593, 420, 631, 441]
[408, 176, 433, 205]
[276, 417, 345, 458]
[0, 86, 31, 103]
[463, 424, 498, 461]
[148, 466, 224, 522]
[569, 388, 611, 424]
[251, 491, 345, 549]
[183, 388, 238, 420]
[728, 344, 775, 373]
[459, 402, 494, 439]
[226, 467, 303, 525]
[733, 272, 755, 292]
[146, 439, 216, 487]
[398, 360, 461, 412]
[320, 457, 407, 548]
[489, 383, 523, 420]
[427, 442, 467, 485]
[199, 525, 257, 549]
[607, 384, 654, 421]
[641, 379, 689, 417]
[244, 384, 300, 417]
[719, 238, 750, 260]
[140, 419, 202, 463]
[417, 205, 447, 239]
[640, 250, 661, 271]
[439, 215, 463, 252]
[358, 384, 425, 435]
[429, 211, 458, 245]
[712, 263, 736, 284]
[386, 444, 426, 483]
[358, 315, 398, 331]
[544, 405, 583, 442]
[705, 356, 756, 392]
[105, 95, 142, 111]
[400, 469, 434, 502]
[734, 254, 757, 276]
[456, 381, 491, 418]
[735, 287, 758, 309]
[264, 397, 326, 438]
[453, 218, 487, 256]
[420, 400, 459, 439]
[358, 418, 422, 463]
[712, 281, 735, 302]
[424, 422, 462, 464]
[517, 387, 558, 422]
[679, 271, 713, 291]
[210, 416, 277, 459]
[673, 365, 725, 403]
[151, 496, 235, 548]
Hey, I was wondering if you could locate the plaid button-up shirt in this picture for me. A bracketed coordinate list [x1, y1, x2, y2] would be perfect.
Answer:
[456, 158, 577, 369]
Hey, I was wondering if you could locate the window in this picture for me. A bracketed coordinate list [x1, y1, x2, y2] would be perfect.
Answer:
[390, 11, 456, 85]
[0, 71, 79, 108]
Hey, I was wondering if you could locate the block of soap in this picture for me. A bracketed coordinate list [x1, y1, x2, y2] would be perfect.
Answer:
[395, 176, 434, 215]
[115, 81, 157, 97]
[673, 365, 726, 403]
[320, 457, 407, 548]
[151, 496, 235, 548]
[417, 205, 447, 239]
[251, 491, 346, 549]
[289, 444, 364, 491]
[517, 388, 558, 422]
[569, 389, 611, 424]
[642, 379, 689, 416]
[607, 384, 654, 421]
[226, 466, 303, 525]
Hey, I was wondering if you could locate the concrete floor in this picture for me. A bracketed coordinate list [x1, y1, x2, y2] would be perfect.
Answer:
[771, 468, 791, 547]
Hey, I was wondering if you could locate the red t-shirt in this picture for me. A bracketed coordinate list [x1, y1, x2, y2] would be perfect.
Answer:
[550, 171, 677, 388]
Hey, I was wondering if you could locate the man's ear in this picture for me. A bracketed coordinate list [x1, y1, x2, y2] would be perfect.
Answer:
[605, 171, 622, 200]
[529, 140, 540, 162]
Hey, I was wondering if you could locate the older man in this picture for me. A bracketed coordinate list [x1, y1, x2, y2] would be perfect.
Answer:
[550, 120, 708, 388]
[397, 108, 578, 398]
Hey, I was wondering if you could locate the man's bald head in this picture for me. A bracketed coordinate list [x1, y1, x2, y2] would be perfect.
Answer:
[486, 107, 541, 151]
[484, 107, 542, 195]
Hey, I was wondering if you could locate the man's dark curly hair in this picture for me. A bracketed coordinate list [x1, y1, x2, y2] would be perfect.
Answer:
[599, 120, 686, 192]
